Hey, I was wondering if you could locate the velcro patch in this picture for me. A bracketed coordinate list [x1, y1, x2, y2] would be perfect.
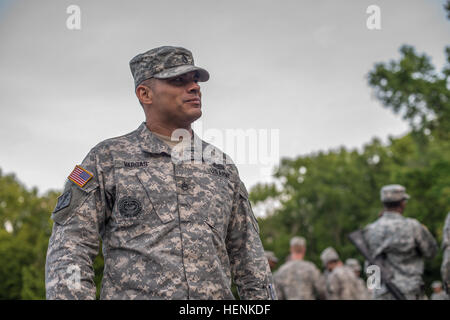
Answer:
[68, 165, 93, 188]
[53, 190, 72, 213]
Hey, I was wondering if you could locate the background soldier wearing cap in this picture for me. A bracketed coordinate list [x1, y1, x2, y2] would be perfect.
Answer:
[362, 184, 438, 300]
[442, 212, 450, 295]
[273, 237, 326, 300]
[45, 46, 276, 300]
[345, 258, 372, 300]
[265, 251, 278, 271]
[320, 247, 361, 300]
[430, 281, 449, 300]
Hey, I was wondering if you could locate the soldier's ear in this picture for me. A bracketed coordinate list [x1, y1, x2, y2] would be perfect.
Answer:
[136, 84, 153, 106]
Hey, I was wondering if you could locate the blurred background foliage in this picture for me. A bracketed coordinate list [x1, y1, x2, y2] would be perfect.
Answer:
[251, 38, 450, 297]
[0, 2, 449, 301]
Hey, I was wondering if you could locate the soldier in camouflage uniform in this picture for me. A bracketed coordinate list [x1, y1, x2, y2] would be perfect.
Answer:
[345, 258, 371, 300]
[442, 212, 450, 295]
[320, 247, 361, 300]
[362, 185, 438, 300]
[45, 46, 276, 300]
[274, 237, 326, 300]
[430, 281, 449, 300]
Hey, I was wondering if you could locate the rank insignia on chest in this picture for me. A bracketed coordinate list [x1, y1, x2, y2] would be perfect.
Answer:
[68, 165, 93, 188]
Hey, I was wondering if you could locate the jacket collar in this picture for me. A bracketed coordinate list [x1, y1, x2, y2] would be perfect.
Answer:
[137, 122, 209, 159]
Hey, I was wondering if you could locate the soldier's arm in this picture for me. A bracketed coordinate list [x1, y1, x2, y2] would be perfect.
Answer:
[45, 149, 105, 299]
[225, 180, 276, 300]
[412, 219, 438, 258]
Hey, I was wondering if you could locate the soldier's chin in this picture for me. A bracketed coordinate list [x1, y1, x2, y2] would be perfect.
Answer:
[186, 109, 202, 123]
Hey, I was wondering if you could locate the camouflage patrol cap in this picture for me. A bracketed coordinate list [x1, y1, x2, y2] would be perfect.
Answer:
[431, 281, 442, 289]
[320, 247, 339, 266]
[380, 184, 410, 203]
[129, 46, 210, 89]
[290, 236, 306, 248]
[264, 251, 279, 263]
[345, 258, 361, 272]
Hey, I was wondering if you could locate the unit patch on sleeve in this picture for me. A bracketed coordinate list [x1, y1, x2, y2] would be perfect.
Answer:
[53, 190, 72, 213]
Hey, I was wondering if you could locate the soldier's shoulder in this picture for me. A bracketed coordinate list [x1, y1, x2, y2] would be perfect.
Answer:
[276, 260, 295, 274]
[301, 260, 319, 270]
[364, 218, 382, 231]
[88, 127, 140, 158]
[404, 217, 424, 230]
[93, 127, 139, 151]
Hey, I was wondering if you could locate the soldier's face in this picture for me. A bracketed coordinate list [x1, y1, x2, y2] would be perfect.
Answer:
[151, 71, 202, 126]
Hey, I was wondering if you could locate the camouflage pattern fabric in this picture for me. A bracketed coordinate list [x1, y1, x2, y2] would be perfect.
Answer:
[430, 291, 449, 300]
[380, 184, 410, 202]
[325, 265, 362, 300]
[273, 260, 326, 300]
[345, 258, 371, 299]
[129, 46, 209, 88]
[45, 122, 275, 300]
[363, 211, 438, 300]
[442, 212, 450, 294]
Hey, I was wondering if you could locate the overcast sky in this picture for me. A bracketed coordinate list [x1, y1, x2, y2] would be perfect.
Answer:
[0, 0, 449, 198]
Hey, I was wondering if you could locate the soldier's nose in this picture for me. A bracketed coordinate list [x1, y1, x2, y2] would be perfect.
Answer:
[187, 81, 200, 94]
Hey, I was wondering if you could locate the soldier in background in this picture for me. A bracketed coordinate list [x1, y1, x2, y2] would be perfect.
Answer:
[430, 281, 449, 300]
[442, 212, 450, 295]
[265, 251, 279, 272]
[362, 184, 438, 300]
[345, 258, 372, 300]
[274, 237, 326, 300]
[320, 247, 361, 300]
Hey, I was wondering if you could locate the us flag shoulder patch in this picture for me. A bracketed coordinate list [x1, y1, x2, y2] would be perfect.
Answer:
[68, 165, 93, 188]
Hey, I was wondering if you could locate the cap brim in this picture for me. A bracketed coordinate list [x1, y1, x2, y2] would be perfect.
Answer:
[404, 193, 410, 200]
[153, 65, 209, 82]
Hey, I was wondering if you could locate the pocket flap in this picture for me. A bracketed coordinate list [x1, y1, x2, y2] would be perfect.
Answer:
[136, 170, 176, 224]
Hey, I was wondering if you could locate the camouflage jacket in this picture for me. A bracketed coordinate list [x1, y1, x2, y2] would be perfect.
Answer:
[430, 291, 449, 300]
[442, 212, 450, 293]
[363, 211, 438, 298]
[325, 265, 361, 300]
[45, 122, 275, 300]
[273, 259, 326, 300]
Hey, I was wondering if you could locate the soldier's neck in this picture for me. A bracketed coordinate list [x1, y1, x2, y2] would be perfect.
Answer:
[382, 208, 404, 215]
[291, 253, 305, 261]
[146, 121, 193, 138]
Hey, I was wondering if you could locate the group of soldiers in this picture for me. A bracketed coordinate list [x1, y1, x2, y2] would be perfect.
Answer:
[265, 185, 450, 300]
[45, 47, 449, 300]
